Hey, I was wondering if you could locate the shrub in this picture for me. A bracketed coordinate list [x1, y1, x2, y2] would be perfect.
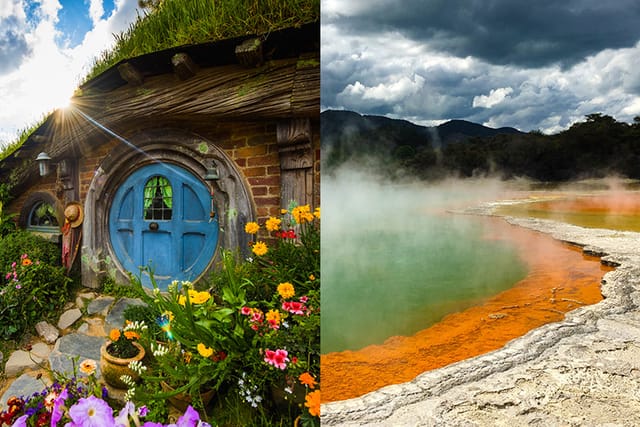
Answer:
[0, 230, 61, 273]
[0, 251, 72, 340]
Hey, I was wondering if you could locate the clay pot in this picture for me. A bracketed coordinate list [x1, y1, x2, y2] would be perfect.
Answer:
[100, 341, 145, 389]
[160, 381, 215, 412]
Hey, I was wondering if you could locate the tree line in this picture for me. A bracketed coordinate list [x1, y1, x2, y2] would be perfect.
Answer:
[322, 112, 640, 182]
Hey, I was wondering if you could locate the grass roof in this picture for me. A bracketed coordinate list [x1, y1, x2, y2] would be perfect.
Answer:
[85, 0, 320, 82]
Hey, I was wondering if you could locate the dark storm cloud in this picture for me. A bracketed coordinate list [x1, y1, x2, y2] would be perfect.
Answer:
[0, 16, 31, 75]
[332, 0, 640, 69]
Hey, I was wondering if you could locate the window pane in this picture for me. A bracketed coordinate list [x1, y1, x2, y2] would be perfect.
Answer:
[144, 176, 173, 220]
[29, 201, 58, 227]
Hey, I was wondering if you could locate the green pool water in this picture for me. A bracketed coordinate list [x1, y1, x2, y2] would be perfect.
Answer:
[321, 175, 528, 353]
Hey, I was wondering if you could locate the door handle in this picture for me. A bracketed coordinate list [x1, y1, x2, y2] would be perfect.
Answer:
[149, 222, 159, 231]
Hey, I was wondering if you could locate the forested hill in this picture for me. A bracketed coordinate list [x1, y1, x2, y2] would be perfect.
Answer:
[322, 110, 640, 182]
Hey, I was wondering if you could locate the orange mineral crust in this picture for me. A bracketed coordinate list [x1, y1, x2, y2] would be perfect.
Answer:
[321, 218, 613, 403]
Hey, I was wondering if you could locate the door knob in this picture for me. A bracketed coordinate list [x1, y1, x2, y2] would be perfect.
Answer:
[149, 222, 159, 231]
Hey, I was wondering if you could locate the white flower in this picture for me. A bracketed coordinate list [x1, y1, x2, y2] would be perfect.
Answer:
[152, 343, 169, 357]
[123, 387, 136, 402]
[128, 360, 147, 374]
[120, 375, 136, 387]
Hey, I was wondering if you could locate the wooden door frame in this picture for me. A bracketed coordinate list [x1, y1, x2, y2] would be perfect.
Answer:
[81, 128, 255, 288]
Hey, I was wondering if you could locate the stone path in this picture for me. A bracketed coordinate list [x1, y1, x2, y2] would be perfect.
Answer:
[321, 202, 640, 426]
[0, 290, 146, 408]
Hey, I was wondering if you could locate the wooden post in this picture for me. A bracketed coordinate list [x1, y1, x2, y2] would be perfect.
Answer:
[277, 119, 314, 209]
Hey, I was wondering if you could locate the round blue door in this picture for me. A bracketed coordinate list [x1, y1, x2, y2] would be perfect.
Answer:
[109, 163, 218, 289]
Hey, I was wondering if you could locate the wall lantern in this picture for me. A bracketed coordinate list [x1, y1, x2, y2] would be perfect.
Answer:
[36, 152, 52, 177]
[36, 152, 71, 178]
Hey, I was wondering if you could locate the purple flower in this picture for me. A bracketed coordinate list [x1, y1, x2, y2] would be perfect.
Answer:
[166, 406, 200, 427]
[15, 284, 21, 289]
[12, 414, 28, 427]
[68, 396, 115, 427]
[51, 387, 69, 426]
[137, 406, 148, 417]
[141, 423, 164, 427]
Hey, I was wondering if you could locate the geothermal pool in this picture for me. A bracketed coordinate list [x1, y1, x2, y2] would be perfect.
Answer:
[321, 175, 620, 403]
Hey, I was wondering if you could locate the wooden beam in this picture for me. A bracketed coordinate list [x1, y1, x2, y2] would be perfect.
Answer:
[117, 62, 144, 86]
[235, 38, 263, 68]
[171, 53, 198, 80]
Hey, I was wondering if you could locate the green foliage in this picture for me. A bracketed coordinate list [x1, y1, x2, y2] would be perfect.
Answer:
[0, 184, 16, 238]
[126, 203, 321, 425]
[0, 252, 72, 341]
[0, 230, 61, 273]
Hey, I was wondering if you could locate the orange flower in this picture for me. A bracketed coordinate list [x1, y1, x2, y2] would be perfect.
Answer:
[109, 329, 120, 341]
[21, 258, 32, 266]
[304, 390, 321, 417]
[124, 331, 140, 340]
[298, 372, 316, 389]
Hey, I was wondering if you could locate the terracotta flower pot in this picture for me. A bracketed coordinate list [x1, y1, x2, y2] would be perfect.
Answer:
[100, 341, 145, 389]
[160, 381, 215, 412]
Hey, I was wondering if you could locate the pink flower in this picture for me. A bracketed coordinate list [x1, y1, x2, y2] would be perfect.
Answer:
[282, 301, 306, 315]
[299, 296, 308, 303]
[240, 306, 252, 316]
[250, 311, 263, 323]
[264, 348, 289, 370]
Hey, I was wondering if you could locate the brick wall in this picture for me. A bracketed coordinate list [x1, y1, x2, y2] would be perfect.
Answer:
[7, 120, 319, 248]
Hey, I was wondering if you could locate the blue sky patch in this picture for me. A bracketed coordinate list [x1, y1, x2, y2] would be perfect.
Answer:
[56, 0, 93, 48]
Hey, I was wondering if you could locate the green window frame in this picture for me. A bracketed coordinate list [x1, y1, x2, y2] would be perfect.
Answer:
[143, 175, 173, 220]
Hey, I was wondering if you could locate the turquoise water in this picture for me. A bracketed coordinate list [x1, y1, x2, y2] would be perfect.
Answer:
[321, 174, 528, 353]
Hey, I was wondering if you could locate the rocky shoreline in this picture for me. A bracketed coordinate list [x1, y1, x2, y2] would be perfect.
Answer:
[321, 201, 640, 426]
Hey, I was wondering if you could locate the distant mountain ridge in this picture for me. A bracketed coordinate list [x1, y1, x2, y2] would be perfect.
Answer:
[321, 109, 523, 149]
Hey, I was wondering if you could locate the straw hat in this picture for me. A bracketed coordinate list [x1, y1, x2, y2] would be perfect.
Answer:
[64, 202, 84, 228]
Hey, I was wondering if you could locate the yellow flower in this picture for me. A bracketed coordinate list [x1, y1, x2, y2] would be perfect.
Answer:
[266, 309, 281, 324]
[305, 390, 321, 417]
[314, 207, 320, 219]
[109, 329, 121, 341]
[178, 295, 187, 306]
[162, 310, 174, 321]
[197, 343, 213, 358]
[292, 205, 314, 224]
[244, 222, 260, 234]
[252, 241, 268, 256]
[79, 359, 97, 376]
[265, 217, 281, 232]
[192, 290, 211, 304]
[280, 208, 288, 215]
[184, 351, 192, 364]
[309, 274, 315, 281]
[298, 372, 316, 389]
[277, 282, 295, 299]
